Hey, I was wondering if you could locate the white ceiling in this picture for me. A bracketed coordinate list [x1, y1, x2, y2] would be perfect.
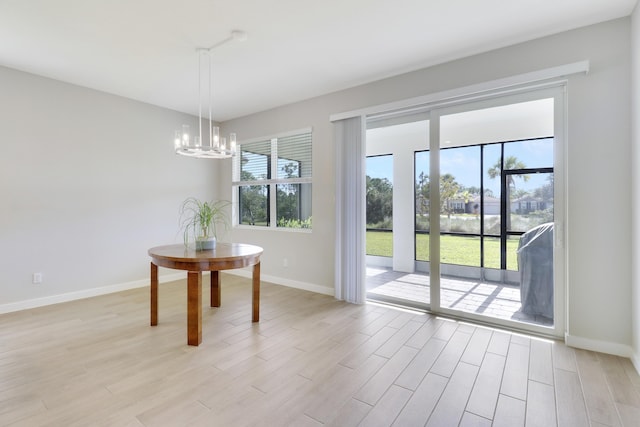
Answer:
[0, 0, 636, 121]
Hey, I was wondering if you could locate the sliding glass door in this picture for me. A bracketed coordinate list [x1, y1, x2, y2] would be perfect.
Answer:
[365, 85, 565, 337]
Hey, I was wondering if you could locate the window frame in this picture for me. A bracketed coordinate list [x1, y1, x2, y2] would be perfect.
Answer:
[232, 128, 312, 231]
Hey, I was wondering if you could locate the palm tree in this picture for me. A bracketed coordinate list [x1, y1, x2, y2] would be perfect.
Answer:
[439, 173, 460, 217]
[487, 156, 529, 190]
[488, 156, 529, 232]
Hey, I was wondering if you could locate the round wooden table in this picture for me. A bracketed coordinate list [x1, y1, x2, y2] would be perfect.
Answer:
[148, 243, 263, 346]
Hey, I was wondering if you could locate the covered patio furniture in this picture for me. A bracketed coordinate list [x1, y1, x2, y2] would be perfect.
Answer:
[517, 222, 554, 319]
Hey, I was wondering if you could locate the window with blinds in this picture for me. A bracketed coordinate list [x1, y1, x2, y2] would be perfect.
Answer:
[232, 129, 312, 229]
[240, 139, 271, 181]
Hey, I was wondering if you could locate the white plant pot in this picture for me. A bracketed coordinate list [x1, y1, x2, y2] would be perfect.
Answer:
[195, 236, 216, 251]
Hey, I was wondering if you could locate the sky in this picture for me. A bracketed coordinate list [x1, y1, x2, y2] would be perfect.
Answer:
[367, 137, 554, 197]
[366, 97, 555, 197]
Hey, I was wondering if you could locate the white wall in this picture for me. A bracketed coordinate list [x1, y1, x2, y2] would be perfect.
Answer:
[631, 3, 640, 370]
[0, 66, 216, 310]
[220, 18, 633, 355]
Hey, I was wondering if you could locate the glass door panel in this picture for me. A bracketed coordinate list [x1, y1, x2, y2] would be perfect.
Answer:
[366, 155, 394, 257]
[365, 119, 430, 309]
[437, 94, 558, 332]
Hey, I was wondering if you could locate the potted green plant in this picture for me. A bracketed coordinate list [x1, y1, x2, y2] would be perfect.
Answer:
[179, 197, 231, 250]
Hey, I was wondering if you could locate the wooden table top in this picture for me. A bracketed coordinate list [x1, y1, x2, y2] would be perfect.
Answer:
[148, 243, 263, 271]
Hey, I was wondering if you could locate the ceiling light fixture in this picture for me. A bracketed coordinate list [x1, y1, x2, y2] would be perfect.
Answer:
[174, 30, 247, 159]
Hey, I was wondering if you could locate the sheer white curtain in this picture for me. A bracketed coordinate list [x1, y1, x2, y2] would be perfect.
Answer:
[334, 116, 366, 304]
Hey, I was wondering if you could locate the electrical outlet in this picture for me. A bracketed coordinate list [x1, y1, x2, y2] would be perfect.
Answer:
[283, 258, 288, 268]
[32, 273, 43, 284]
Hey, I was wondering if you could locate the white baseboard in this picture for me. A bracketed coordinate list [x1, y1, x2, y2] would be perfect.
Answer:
[0, 270, 334, 315]
[632, 351, 640, 376]
[224, 269, 334, 296]
[0, 272, 185, 315]
[565, 333, 634, 358]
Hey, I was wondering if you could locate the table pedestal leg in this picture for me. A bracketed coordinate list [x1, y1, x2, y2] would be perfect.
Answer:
[211, 271, 220, 307]
[150, 262, 158, 326]
[252, 262, 260, 322]
[187, 271, 202, 346]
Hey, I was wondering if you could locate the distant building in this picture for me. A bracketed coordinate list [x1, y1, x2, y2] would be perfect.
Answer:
[511, 196, 552, 214]
[466, 195, 500, 215]
[437, 194, 552, 215]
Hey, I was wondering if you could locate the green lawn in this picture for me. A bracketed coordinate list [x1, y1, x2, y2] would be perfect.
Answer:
[366, 231, 393, 257]
[366, 231, 519, 271]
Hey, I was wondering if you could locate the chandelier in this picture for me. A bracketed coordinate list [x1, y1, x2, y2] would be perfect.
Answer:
[174, 31, 247, 159]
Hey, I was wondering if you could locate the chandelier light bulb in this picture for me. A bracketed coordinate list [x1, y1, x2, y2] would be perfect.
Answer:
[230, 133, 237, 155]
[213, 127, 220, 149]
[174, 130, 182, 149]
[181, 125, 190, 146]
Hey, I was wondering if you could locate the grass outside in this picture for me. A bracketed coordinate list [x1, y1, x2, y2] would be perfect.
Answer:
[366, 231, 519, 271]
[366, 231, 393, 257]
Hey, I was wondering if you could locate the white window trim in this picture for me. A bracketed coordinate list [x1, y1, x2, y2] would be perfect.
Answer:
[232, 128, 313, 231]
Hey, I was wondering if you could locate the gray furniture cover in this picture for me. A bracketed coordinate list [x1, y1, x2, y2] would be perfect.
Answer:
[517, 222, 554, 319]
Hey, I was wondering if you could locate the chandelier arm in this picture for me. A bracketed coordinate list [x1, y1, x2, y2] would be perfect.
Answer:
[204, 30, 247, 51]
[206, 35, 233, 51]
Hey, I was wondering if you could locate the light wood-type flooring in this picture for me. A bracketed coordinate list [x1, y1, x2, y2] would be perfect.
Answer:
[1, 274, 639, 426]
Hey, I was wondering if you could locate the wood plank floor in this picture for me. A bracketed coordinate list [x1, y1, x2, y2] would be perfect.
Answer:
[1, 274, 639, 426]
